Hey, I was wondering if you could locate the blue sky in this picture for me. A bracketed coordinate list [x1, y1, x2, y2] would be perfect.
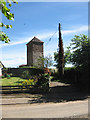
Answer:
[0, 2, 88, 67]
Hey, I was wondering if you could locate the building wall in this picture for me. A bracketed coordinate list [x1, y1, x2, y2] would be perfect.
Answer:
[27, 43, 33, 66]
[33, 42, 43, 66]
[27, 41, 43, 66]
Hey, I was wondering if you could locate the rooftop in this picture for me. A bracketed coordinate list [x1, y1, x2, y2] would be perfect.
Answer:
[26, 37, 44, 45]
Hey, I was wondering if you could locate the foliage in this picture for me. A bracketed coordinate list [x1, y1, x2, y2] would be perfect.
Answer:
[58, 23, 64, 75]
[36, 56, 44, 68]
[36, 73, 49, 89]
[65, 34, 89, 69]
[21, 70, 30, 79]
[4, 73, 10, 78]
[44, 55, 53, 68]
[22, 79, 38, 88]
[20, 73, 49, 90]
[37, 55, 53, 68]
[54, 34, 89, 69]
[54, 52, 59, 68]
[2, 70, 12, 78]
[7, 68, 44, 77]
[0, 0, 18, 43]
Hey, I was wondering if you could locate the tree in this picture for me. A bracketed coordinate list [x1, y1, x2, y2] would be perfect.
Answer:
[54, 34, 90, 70]
[66, 34, 89, 69]
[58, 23, 64, 76]
[0, 0, 18, 43]
[54, 24, 64, 76]
[44, 55, 53, 68]
[37, 55, 53, 69]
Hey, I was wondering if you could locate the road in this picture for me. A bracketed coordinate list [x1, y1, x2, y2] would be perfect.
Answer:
[2, 99, 88, 118]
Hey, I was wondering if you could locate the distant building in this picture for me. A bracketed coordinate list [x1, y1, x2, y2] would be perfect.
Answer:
[26, 37, 44, 66]
[19, 64, 27, 68]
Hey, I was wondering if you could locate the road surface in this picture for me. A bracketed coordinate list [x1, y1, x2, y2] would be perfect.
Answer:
[2, 99, 88, 118]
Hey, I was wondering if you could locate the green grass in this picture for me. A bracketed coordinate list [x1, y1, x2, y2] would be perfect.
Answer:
[0, 77, 26, 86]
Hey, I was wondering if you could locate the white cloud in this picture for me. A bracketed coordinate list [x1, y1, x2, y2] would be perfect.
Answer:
[62, 25, 88, 35]
[0, 25, 88, 48]
[1, 32, 54, 48]
[3, 57, 27, 68]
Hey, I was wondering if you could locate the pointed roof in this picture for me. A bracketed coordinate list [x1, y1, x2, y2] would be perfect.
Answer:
[26, 37, 43, 45]
[0, 61, 5, 68]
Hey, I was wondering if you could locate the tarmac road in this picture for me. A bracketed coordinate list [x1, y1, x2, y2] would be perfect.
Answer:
[2, 99, 88, 118]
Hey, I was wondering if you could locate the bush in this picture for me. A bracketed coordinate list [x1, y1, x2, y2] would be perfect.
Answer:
[21, 73, 49, 91]
[22, 79, 38, 88]
[7, 74, 10, 79]
[3, 73, 11, 79]
[21, 70, 30, 79]
[7, 68, 44, 77]
[36, 73, 49, 90]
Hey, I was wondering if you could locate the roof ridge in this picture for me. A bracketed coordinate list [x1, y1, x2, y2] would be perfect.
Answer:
[26, 36, 43, 45]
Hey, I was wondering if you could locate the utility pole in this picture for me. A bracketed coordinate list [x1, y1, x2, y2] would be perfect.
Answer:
[58, 23, 64, 77]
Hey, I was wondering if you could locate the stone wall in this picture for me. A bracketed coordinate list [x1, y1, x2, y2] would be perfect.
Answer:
[27, 40, 43, 66]
[32, 42, 43, 66]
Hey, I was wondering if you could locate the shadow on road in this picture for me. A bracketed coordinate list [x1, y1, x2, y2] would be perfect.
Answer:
[28, 84, 88, 104]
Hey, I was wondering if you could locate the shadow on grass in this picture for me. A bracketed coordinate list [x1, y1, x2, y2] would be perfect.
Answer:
[15, 81, 23, 84]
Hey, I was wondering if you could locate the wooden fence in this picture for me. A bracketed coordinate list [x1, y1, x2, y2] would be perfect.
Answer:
[0, 85, 49, 94]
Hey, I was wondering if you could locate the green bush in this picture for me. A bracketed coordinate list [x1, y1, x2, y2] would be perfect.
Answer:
[2, 75, 4, 78]
[7, 74, 10, 79]
[7, 68, 44, 77]
[22, 79, 38, 88]
[21, 70, 30, 79]
[36, 73, 49, 90]
[3, 73, 11, 78]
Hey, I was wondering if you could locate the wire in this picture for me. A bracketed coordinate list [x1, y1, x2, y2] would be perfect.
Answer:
[45, 30, 57, 46]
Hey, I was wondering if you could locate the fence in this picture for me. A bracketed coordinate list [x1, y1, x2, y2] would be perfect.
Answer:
[0, 85, 49, 94]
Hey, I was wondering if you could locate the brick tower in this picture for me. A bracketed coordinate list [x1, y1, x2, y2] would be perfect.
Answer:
[26, 37, 44, 66]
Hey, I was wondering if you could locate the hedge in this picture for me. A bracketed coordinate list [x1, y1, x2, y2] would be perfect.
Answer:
[4, 68, 44, 78]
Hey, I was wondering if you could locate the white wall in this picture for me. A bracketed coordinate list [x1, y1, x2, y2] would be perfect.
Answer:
[0, 68, 2, 76]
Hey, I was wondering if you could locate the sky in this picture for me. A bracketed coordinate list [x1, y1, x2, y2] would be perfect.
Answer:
[0, 2, 88, 68]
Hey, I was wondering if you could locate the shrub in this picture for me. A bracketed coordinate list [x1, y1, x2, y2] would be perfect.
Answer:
[36, 73, 49, 89]
[21, 70, 30, 79]
[4, 73, 8, 77]
[7, 74, 10, 79]
[22, 79, 38, 88]
[2, 75, 4, 78]
[3, 73, 11, 78]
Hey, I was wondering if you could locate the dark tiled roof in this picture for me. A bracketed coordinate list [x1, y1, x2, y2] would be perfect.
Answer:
[19, 64, 27, 67]
[26, 36, 43, 45]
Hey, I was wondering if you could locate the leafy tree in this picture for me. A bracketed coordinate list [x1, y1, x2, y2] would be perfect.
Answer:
[44, 55, 53, 68]
[54, 34, 89, 70]
[0, 0, 18, 43]
[37, 55, 53, 68]
[67, 34, 89, 69]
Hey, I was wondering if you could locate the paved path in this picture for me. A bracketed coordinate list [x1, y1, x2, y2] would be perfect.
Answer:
[2, 99, 88, 118]
[1, 81, 89, 118]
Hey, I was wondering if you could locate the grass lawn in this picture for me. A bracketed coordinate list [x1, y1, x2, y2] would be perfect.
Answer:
[0, 77, 25, 86]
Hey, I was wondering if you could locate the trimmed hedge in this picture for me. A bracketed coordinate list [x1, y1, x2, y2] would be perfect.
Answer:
[63, 67, 89, 91]
[5, 68, 44, 78]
